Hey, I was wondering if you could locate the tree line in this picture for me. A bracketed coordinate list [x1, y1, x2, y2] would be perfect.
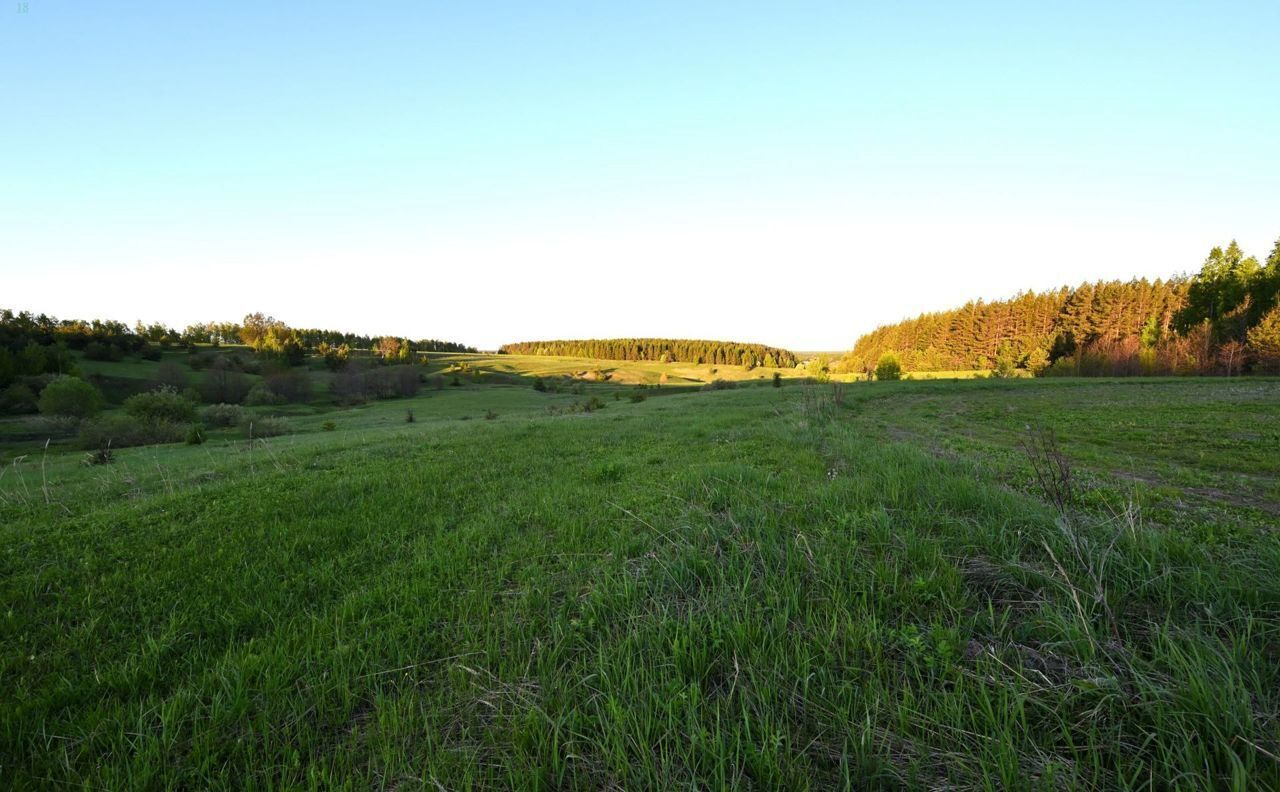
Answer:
[180, 316, 476, 355]
[499, 338, 799, 368]
[843, 238, 1280, 376]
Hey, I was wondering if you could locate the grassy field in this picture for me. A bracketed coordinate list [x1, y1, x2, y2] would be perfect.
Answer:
[425, 351, 804, 386]
[2, 374, 1279, 789]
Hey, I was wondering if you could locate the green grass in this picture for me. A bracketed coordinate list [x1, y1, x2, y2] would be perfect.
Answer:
[2, 377, 1278, 789]
[424, 351, 804, 386]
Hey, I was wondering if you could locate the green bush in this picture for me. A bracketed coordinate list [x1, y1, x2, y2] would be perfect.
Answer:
[1, 383, 38, 415]
[200, 403, 245, 427]
[241, 415, 291, 438]
[706, 379, 737, 390]
[37, 376, 104, 419]
[263, 369, 313, 403]
[83, 341, 122, 362]
[185, 425, 205, 445]
[124, 386, 198, 423]
[321, 420, 337, 432]
[874, 353, 903, 381]
[245, 382, 287, 406]
[77, 414, 186, 449]
[628, 390, 647, 403]
[772, 372, 783, 387]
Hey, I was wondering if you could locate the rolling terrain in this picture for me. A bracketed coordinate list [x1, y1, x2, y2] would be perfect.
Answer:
[3, 357, 1278, 789]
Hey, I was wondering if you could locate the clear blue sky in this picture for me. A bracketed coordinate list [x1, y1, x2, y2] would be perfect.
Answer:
[3, 1, 1278, 349]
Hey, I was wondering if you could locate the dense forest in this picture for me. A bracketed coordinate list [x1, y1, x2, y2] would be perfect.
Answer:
[499, 338, 799, 368]
[844, 238, 1280, 376]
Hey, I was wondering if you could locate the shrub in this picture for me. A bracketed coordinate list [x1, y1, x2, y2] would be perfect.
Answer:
[628, 390, 647, 403]
[77, 414, 185, 449]
[124, 386, 198, 423]
[390, 366, 419, 398]
[185, 425, 205, 445]
[188, 350, 215, 370]
[139, 344, 163, 361]
[706, 379, 737, 390]
[428, 375, 445, 390]
[772, 372, 782, 387]
[200, 403, 244, 427]
[1, 383, 38, 415]
[1247, 305, 1280, 374]
[263, 369, 313, 403]
[321, 420, 336, 431]
[532, 377, 547, 392]
[484, 409, 498, 420]
[245, 382, 287, 406]
[38, 376, 104, 419]
[83, 445, 114, 465]
[405, 408, 415, 423]
[874, 353, 902, 381]
[240, 415, 291, 438]
[332, 364, 370, 405]
[1025, 347, 1051, 377]
[201, 359, 251, 403]
[83, 341, 122, 362]
[154, 361, 189, 391]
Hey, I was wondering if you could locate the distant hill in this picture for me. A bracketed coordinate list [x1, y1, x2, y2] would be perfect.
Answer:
[499, 339, 799, 369]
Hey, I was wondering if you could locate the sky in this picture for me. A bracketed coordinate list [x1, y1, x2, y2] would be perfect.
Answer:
[2, 2, 1278, 351]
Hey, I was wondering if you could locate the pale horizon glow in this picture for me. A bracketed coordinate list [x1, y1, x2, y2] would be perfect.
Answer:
[3, 2, 1278, 351]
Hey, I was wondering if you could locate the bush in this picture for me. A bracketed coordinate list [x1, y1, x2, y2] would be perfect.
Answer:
[532, 377, 547, 392]
[83, 341, 122, 362]
[1, 383, 38, 415]
[1025, 347, 1051, 377]
[83, 445, 114, 465]
[38, 376, 104, 419]
[187, 351, 217, 370]
[321, 420, 336, 431]
[706, 379, 737, 390]
[245, 382, 287, 406]
[390, 366, 419, 398]
[241, 415, 291, 438]
[405, 408, 415, 423]
[772, 372, 782, 387]
[124, 387, 198, 423]
[154, 361, 189, 391]
[77, 414, 186, 449]
[263, 369, 313, 403]
[185, 425, 205, 445]
[874, 353, 902, 381]
[200, 403, 244, 428]
[139, 344, 163, 361]
[628, 390, 647, 403]
[201, 359, 251, 404]
[332, 364, 370, 405]
[1247, 305, 1280, 374]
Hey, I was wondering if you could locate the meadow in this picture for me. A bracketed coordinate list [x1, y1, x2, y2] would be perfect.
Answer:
[2, 363, 1279, 789]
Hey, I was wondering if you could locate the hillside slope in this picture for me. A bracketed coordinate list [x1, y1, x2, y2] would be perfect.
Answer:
[3, 381, 1278, 788]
